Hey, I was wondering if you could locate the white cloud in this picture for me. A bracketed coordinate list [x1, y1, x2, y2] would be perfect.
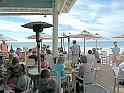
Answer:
[0, 0, 124, 40]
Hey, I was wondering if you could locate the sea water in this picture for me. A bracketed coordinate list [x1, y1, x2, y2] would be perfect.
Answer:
[6, 40, 124, 50]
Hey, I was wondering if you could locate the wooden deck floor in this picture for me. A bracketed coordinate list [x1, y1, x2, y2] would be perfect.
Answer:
[95, 64, 124, 93]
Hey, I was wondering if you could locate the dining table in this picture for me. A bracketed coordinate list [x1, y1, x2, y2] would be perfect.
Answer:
[28, 67, 41, 91]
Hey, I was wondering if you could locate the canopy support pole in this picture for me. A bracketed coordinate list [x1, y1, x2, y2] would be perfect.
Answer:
[53, 0, 58, 58]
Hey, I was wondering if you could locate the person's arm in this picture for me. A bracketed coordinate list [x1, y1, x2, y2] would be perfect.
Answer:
[61, 64, 65, 76]
[0, 44, 2, 50]
[79, 46, 81, 57]
[79, 65, 84, 77]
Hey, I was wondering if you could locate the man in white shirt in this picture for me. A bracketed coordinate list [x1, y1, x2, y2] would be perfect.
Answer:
[71, 40, 81, 67]
[112, 42, 120, 65]
[86, 50, 96, 66]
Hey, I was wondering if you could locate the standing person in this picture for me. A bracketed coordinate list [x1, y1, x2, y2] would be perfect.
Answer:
[71, 40, 81, 67]
[112, 42, 120, 65]
[92, 48, 101, 63]
[0, 40, 8, 57]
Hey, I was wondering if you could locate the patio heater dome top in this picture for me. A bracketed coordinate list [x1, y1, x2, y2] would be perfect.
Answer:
[21, 21, 53, 32]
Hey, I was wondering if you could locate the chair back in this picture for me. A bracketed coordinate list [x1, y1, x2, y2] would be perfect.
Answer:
[51, 76, 69, 93]
[87, 58, 97, 67]
[26, 76, 31, 90]
[26, 59, 35, 67]
[83, 69, 96, 84]
[101, 51, 107, 57]
[85, 84, 110, 93]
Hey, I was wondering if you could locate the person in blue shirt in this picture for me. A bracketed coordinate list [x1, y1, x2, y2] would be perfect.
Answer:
[112, 42, 120, 65]
[53, 55, 65, 77]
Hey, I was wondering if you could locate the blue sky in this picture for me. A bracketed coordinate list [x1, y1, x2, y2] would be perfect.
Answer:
[0, 0, 124, 41]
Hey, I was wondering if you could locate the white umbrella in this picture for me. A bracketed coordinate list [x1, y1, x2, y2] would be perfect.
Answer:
[0, 34, 16, 41]
[70, 30, 96, 54]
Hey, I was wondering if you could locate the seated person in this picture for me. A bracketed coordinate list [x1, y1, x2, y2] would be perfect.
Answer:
[10, 49, 18, 58]
[40, 54, 49, 68]
[77, 55, 92, 92]
[15, 48, 22, 57]
[29, 51, 37, 65]
[5, 54, 13, 66]
[79, 55, 92, 76]
[59, 47, 64, 54]
[86, 50, 96, 66]
[38, 69, 60, 93]
[27, 49, 33, 57]
[117, 61, 124, 85]
[5, 57, 19, 86]
[45, 50, 54, 69]
[8, 64, 27, 93]
[53, 55, 65, 77]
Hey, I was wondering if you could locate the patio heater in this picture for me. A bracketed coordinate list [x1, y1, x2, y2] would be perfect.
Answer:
[21, 22, 53, 73]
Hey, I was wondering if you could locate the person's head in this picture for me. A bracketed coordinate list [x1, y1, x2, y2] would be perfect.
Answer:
[73, 40, 76, 44]
[29, 49, 32, 52]
[16, 48, 21, 51]
[9, 54, 13, 59]
[59, 47, 63, 52]
[113, 42, 117, 47]
[92, 48, 96, 53]
[46, 49, 51, 54]
[12, 57, 19, 66]
[13, 64, 26, 76]
[88, 50, 92, 54]
[10, 49, 14, 53]
[41, 54, 45, 61]
[40, 69, 50, 79]
[47, 45, 49, 48]
[57, 55, 65, 64]
[80, 55, 87, 63]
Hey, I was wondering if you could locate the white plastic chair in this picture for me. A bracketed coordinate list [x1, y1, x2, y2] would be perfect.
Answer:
[74, 69, 96, 93]
[26, 59, 35, 68]
[85, 84, 110, 93]
[87, 58, 97, 67]
[101, 51, 108, 64]
[83, 69, 96, 84]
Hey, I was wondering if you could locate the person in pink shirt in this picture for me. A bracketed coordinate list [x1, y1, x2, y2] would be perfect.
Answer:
[40, 54, 48, 68]
[76, 55, 92, 92]
[79, 55, 92, 77]
[1, 41, 8, 57]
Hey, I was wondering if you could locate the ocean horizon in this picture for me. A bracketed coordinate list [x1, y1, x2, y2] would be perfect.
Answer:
[5, 40, 124, 51]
